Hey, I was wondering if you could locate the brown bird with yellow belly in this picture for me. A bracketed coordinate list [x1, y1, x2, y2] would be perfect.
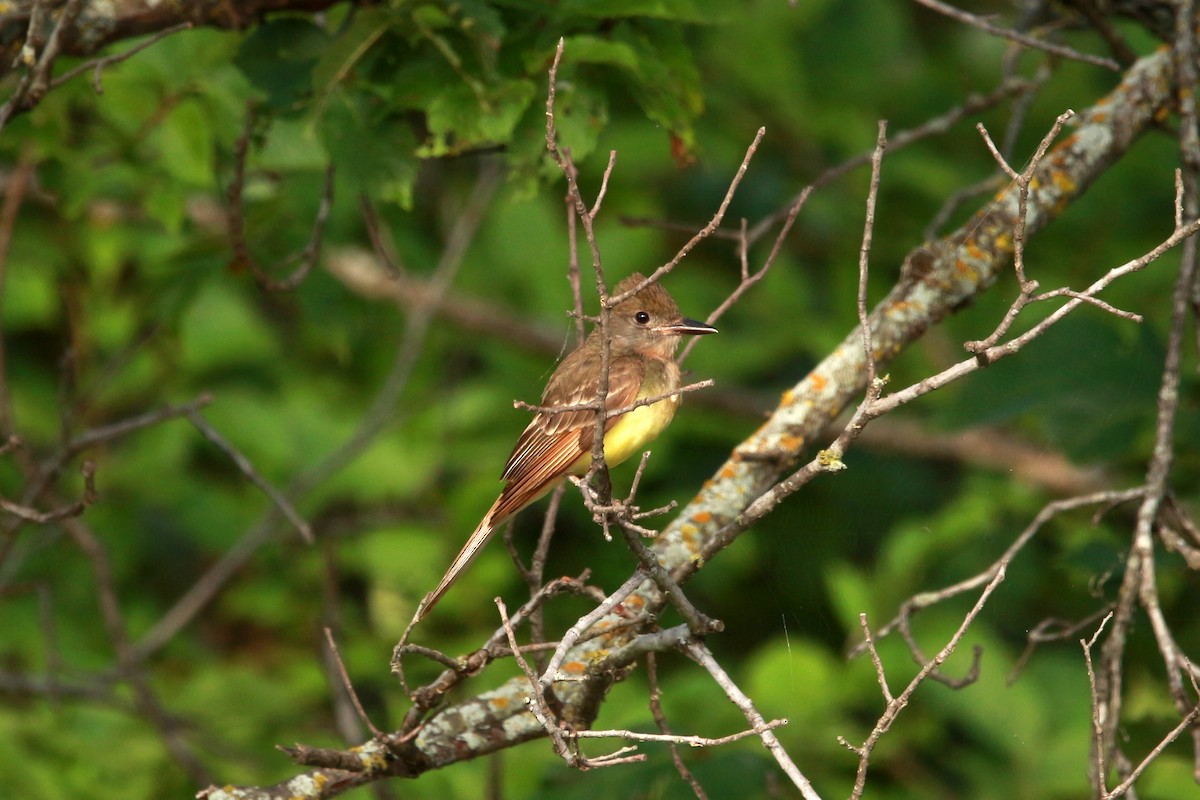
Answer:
[417, 273, 716, 619]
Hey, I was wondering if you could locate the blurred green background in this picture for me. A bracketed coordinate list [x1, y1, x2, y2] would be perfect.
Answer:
[0, 1, 1196, 798]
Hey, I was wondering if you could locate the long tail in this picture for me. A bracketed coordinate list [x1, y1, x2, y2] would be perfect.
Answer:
[416, 502, 501, 620]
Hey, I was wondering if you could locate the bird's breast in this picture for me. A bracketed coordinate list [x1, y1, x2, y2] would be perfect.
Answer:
[594, 397, 679, 468]
[571, 359, 681, 473]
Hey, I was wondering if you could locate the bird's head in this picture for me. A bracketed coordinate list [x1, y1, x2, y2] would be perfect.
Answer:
[607, 272, 717, 358]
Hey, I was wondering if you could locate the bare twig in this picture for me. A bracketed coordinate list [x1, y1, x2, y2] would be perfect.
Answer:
[682, 639, 817, 800]
[0, 0, 87, 129]
[571, 720, 787, 747]
[856, 121, 887, 401]
[0, 149, 35, 438]
[322, 628, 384, 739]
[541, 572, 647, 688]
[647, 652, 709, 799]
[186, 409, 313, 543]
[966, 111, 1076, 352]
[227, 102, 335, 292]
[848, 489, 1144, 660]
[912, 0, 1119, 71]
[859, 614, 894, 705]
[0, 460, 97, 523]
[610, 127, 766, 307]
[50, 22, 194, 93]
[844, 564, 1008, 800]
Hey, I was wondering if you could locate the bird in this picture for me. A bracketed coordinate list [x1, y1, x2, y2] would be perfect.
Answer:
[416, 272, 716, 619]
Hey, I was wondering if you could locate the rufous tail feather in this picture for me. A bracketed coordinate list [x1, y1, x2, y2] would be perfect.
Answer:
[416, 501, 502, 620]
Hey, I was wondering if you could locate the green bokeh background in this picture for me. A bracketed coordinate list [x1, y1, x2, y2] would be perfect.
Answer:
[1, 2, 1196, 798]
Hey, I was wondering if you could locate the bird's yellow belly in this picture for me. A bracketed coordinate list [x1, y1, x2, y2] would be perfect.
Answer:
[571, 395, 680, 473]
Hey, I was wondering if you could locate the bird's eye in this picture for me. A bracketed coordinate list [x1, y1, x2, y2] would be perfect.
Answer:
[634, 311, 651, 325]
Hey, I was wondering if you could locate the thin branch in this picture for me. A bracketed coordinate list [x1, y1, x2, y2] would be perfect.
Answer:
[0, 460, 97, 523]
[0, 0, 87, 130]
[572, 720, 787, 747]
[682, 640, 819, 800]
[50, 22, 194, 93]
[855, 121, 887, 403]
[610, 127, 766, 307]
[845, 564, 1008, 800]
[540, 572, 646, 688]
[911, 0, 1119, 71]
[186, 409, 313, 543]
[227, 102, 336, 292]
[647, 652, 709, 799]
[322, 627, 384, 739]
[848, 488, 1144, 659]
[859, 614, 894, 705]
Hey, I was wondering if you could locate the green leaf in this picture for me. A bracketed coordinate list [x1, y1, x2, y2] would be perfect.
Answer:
[148, 98, 217, 188]
[311, 7, 394, 104]
[824, 561, 875, 624]
[421, 78, 537, 156]
[745, 636, 844, 729]
[234, 18, 330, 111]
[178, 282, 280, 374]
[318, 90, 419, 207]
[4, 240, 60, 328]
[612, 22, 703, 136]
[556, 34, 640, 70]
[142, 179, 189, 232]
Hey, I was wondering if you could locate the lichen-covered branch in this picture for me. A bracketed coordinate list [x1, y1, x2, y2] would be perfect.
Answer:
[200, 44, 1185, 800]
[0, 0, 345, 74]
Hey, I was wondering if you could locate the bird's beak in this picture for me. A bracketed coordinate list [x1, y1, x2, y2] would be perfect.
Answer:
[657, 317, 717, 336]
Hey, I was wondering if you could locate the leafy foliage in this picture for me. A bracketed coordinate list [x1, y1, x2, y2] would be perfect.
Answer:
[0, 1, 1197, 799]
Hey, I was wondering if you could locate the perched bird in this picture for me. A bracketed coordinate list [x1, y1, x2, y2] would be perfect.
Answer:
[417, 272, 716, 619]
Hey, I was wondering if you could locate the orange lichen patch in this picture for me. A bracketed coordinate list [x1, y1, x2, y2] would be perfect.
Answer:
[954, 258, 977, 279]
[994, 232, 1012, 252]
[809, 372, 827, 392]
[490, 696, 510, 711]
[965, 241, 984, 261]
[780, 388, 794, 405]
[561, 661, 587, 675]
[692, 510, 713, 525]
[720, 463, 738, 479]
[1052, 171, 1077, 194]
[1154, 106, 1171, 124]
[889, 300, 911, 315]
[780, 433, 803, 452]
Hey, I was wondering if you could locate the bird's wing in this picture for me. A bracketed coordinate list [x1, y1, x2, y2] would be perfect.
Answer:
[415, 356, 646, 620]
[492, 355, 644, 523]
